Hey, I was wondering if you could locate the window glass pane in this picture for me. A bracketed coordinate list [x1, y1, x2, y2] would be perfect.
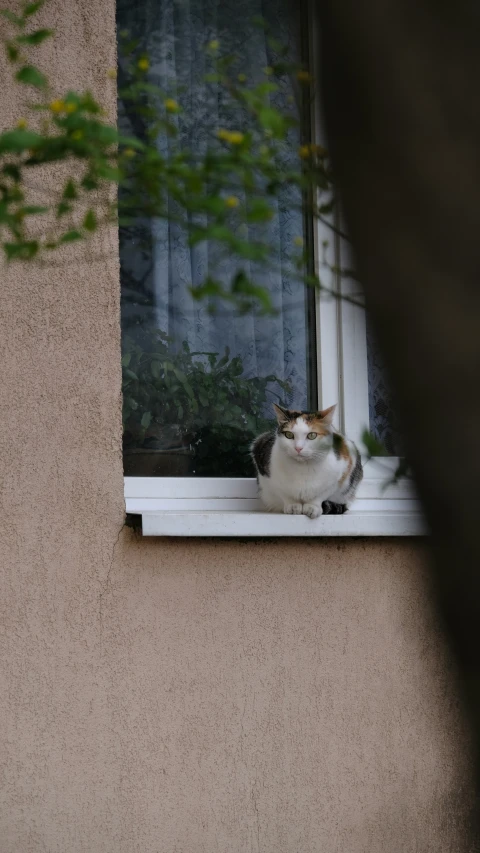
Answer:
[118, 0, 316, 477]
[366, 319, 403, 455]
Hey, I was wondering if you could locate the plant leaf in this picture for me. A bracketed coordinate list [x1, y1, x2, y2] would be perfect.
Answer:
[15, 64, 47, 89]
[16, 29, 53, 45]
[59, 229, 83, 243]
[6, 41, 20, 61]
[0, 128, 43, 153]
[83, 209, 97, 232]
[22, 204, 48, 214]
[23, 1, 45, 16]
[62, 179, 77, 200]
[56, 200, 71, 217]
[361, 428, 388, 458]
[0, 9, 24, 27]
[4, 240, 38, 260]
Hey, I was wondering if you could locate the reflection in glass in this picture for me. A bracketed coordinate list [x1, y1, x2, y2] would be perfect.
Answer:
[118, 0, 316, 476]
[366, 318, 403, 456]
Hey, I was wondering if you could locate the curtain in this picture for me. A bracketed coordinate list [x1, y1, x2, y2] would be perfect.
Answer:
[367, 320, 403, 455]
[118, 0, 312, 409]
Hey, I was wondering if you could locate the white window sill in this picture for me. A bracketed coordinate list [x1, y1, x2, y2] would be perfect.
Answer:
[138, 508, 426, 537]
[124, 464, 426, 538]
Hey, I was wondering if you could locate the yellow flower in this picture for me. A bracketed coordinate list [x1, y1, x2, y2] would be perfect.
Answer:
[293, 236, 304, 247]
[299, 143, 327, 160]
[107, 68, 117, 79]
[16, 118, 28, 129]
[237, 73, 247, 83]
[65, 102, 77, 114]
[71, 130, 84, 140]
[49, 99, 65, 114]
[225, 195, 239, 208]
[208, 39, 220, 51]
[164, 98, 180, 113]
[124, 147, 136, 158]
[137, 57, 149, 72]
[217, 129, 244, 145]
[296, 70, 311, 84]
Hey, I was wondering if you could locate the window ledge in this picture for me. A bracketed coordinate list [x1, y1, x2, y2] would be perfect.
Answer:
[137, 508, 426, 537]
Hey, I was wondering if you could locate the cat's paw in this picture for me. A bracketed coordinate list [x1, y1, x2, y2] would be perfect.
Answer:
[284, 503, 303, 515]
[322, 500, 348, 515]
[303, 503, 322, 519]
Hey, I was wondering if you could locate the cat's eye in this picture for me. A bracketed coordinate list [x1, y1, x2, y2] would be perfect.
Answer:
[307, 432, 317, 440]
[283, 431, 294, 439]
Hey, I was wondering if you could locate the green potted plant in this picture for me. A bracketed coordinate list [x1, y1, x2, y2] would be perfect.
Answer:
[122, 326, 290, 477]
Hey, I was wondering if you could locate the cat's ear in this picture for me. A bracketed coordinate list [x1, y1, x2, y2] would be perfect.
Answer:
[273, 403, 289, 424]
[318, 404, 337, 425]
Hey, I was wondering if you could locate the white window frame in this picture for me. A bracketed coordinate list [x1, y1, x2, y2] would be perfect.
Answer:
[123, 1, 425, 537]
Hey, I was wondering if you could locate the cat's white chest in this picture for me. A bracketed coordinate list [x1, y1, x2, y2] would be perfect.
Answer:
[282, 455, 337, 501]
[259, 444, 340, 510]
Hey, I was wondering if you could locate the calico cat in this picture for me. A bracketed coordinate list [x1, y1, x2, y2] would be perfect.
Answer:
[251, 404, 363, 518]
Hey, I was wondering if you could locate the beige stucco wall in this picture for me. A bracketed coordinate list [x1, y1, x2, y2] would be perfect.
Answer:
[0, 2, 474, 851]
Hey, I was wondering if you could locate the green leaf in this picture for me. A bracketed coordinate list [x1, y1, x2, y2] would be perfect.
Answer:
[56, 200, 71, 217]
[16, 29, 53, 45]
[4, 240, 38, 260]
[246, 198, 274, 223]
[62, 179, 77, 200]
[2, 163, 21, 180]
[117, 134, 145, 151]
[361, 428, 388, 458]
[121, 353, 131, 367]
[0, 10, 24, 27]
[6, 41, 20, 61]
[83, 209, 97, 232]
[96, 164, 121, 182]
[258, 106, 286, 138]
[0, 128, 43, 153]
[15, 65, 47, 89]
[59, 229, 82, 243]
[80, 90, 101, 114]
[81, 175, 98, 191]
[22, 204, 48, 214]
[23, 0, 45, 16]
[141, 411, 152, 429]
[93, 124, 119, 145]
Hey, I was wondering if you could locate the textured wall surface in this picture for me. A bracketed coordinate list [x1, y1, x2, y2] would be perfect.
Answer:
[0, 1, 474, 851]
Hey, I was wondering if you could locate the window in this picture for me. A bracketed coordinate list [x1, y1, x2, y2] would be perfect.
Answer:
[118, 0, 424, 535]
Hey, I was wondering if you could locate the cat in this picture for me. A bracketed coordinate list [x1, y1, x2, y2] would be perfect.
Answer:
[251, 404, 363, 518]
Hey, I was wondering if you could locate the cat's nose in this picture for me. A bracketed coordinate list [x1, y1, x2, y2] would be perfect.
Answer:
[295, 446, 302, 453]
